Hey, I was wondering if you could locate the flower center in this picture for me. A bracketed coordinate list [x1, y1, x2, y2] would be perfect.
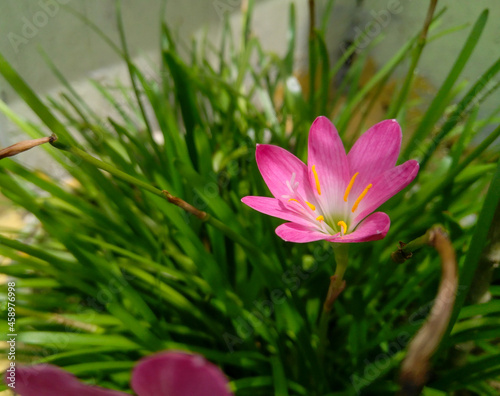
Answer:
[337, 220, 347, 236]
[282, 169, 373, 237]
[282, 172, 336, 234]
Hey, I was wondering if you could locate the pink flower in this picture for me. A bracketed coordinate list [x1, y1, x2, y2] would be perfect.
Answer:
[242, 116, 419, 243]
[6, 351, 233, 396]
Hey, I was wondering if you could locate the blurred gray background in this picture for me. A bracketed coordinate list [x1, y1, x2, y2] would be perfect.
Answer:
[0, 0, 499, 171]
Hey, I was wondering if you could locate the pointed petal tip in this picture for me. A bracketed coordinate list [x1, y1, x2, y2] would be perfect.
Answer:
[405, 159, 420, 177]
[388, 119, 401, 129]
[384, 118, 401, 130]
[374, 118, 402, 133]
[255, 143, 273, 153]
[255, 143, 263, 151]
[311, 115, 334, 129]
[242, 196, 314, 227]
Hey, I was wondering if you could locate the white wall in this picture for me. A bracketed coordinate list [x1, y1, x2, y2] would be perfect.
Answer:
[0, 0, 244, 169]
[348, 0, 500, 118]
[0, 0, 498, 166]
[0, 0, 223, 98]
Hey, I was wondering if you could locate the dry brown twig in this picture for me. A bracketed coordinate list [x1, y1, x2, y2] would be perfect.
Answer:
[398, 226, 458, 395]
[161, 190, 208, 220]
[0, 135, 57, 160]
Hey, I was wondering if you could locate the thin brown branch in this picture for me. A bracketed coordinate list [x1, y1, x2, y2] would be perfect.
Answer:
[308, 0, 315, 40]
[0, 135, 57, 160]
[419, 0, 438, 44]
[162, 190, 208, 220]
[399, 226, 458, 395]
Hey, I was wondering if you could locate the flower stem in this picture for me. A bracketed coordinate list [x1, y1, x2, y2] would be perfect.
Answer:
[317, 244, 348, 365]
[326, 244, 349, 310]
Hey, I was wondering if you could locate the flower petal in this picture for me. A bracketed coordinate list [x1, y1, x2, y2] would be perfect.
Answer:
[7, 365, 128, 396]
[255, 144, 314, 201]
[329, 212, 390, 243]
[131, 351, 232, 396]
[275, 222, 333, 243]
[353, 160, 419, 223]
[241, 196, 314, 227]
[346, 119, 402, 201]
[307, 116, 349, 215]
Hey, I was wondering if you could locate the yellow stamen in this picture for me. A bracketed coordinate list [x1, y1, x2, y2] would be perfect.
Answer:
[344, 172, 359, 202]
[316, 215, 324, 222]
[288, 198, 300, 204]
[337, 221, 347, 235]
[312, 165, 321, 195]
[305, 201, 316, 211]
[351, 184, 373, 212]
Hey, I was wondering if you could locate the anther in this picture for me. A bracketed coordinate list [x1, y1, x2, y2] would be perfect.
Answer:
[316, 215, 324, 222]
[351, 184, 373, 212]
[312, 165, 321, 195]
[305, 201, 316, 211]
[344, 172, 359, 202]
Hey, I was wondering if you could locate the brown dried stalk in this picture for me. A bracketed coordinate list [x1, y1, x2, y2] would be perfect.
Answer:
[0, 135, 57, 160]
[399, 226, 458, 395]
[162, 190, 207, 220]
[308, 0, 316, 40]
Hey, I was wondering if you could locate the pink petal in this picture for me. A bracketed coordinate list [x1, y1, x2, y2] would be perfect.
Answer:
[275, 222, 333, 243]
[328, 212, 390, 243]
[255, 144, 315, 201]
[241, 196, 313, 227]
[307, 116, 349, 214]
[353, 160, 419, 223]
[7, 365, 128, 396]
[131, 351, 232, 396]
[346, 119, 402, 202]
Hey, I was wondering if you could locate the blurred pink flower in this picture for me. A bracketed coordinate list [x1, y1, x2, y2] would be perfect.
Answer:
[242, 116, 419, 243]
[7, 351, 232, 396]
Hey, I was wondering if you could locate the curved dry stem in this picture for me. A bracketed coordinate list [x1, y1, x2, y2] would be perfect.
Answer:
[0, 134, 57, 160]
[399, 226, 458, 395]
[161, 190, 208, 220]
